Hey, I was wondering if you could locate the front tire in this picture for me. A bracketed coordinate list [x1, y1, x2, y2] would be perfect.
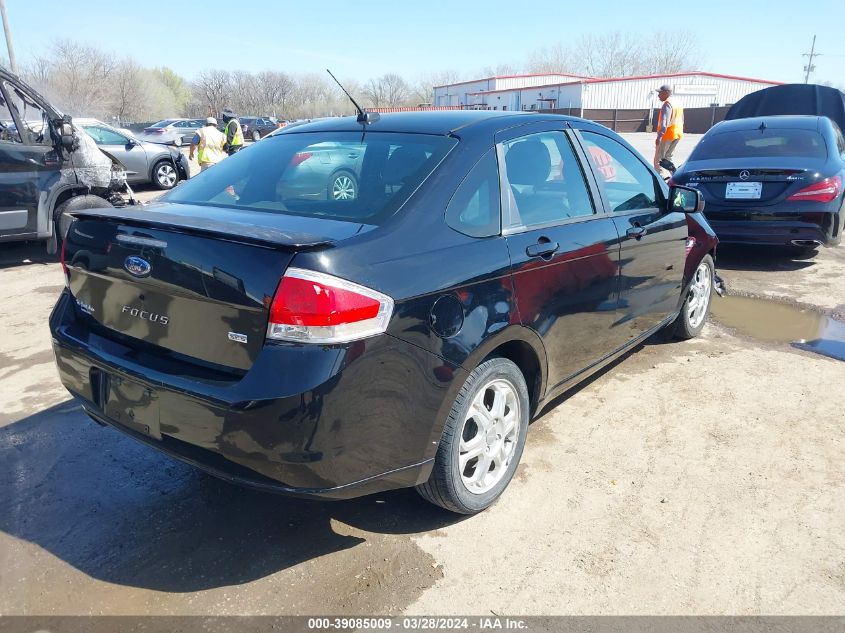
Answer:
[152, 159, 179, 190]
[417, 357, 529, 515]
[252, 130, 261, 142]
[670, 254, 714, 340]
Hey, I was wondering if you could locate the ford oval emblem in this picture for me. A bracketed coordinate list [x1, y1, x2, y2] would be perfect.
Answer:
[124, 255, 152, 278]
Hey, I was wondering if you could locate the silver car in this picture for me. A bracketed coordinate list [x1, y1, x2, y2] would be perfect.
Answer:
[137, 118, 204, 146]
[76, 119, 190, 190]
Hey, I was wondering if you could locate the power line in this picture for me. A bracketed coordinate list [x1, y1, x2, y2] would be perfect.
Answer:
[0, 0, 16, 73]
[802, 35, 821, 84]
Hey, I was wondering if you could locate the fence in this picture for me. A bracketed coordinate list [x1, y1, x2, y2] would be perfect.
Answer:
[543, 106, 731, 134]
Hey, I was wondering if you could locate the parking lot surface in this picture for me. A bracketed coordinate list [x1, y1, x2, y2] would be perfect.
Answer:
[1, 134, 844, 616]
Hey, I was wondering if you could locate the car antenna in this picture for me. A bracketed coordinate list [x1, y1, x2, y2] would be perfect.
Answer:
[326, 69, 380, 126]
[758, 121, 767, 132]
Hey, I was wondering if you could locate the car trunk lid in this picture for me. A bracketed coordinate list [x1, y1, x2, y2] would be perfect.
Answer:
[63, 203, 371, 371]
[681, 158, 823, 206]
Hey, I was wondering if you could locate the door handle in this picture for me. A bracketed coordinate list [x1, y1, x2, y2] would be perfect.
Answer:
[626, 226, 647, 239]
[526, 239, 559, 258]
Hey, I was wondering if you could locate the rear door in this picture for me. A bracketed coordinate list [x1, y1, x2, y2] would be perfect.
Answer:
[499, 123, 622, 389]
[574, 128, 687, 338]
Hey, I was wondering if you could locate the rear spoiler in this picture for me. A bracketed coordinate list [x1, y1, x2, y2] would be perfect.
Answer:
[70, 207, 337, 249]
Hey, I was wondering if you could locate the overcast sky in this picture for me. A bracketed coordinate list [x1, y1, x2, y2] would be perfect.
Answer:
[7, 0, 845, 87]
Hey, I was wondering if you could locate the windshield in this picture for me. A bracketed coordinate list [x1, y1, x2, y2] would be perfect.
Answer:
[691, 128, 828, 161]
[150, 119, 178, 128]
[164, 131, 457, 225]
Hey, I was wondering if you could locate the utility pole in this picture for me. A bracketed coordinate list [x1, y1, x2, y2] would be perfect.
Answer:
[803, 35, 820, 84]
[0, 0, 16, 73]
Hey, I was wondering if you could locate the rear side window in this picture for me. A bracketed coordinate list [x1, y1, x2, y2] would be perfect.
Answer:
[691, 128, 828, 160]
[580, 131, 660, 212]
[165, 131, 457, 225]
[83, 125, 127, 145]
[446, 150, 500, 238]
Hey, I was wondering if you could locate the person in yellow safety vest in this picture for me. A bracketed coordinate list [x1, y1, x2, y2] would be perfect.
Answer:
[222, 108, 244, 155]
[188, 117, 227, 172]
[653, 84, 684, 177]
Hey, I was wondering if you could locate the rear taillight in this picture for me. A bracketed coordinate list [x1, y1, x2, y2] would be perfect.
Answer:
[685, 237, 696, 257]
[267, 268, 394, 344]
[787, 175, 841, 203]
[60, 238, 69, 287]
[289, 152, 313, 167]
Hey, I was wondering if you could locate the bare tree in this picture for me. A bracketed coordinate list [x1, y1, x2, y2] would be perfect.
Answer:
[640, 30, 703, 75]
[111, 59, 146, 124]
[255, 70, 295, 117]
[411, 70, 461, 105]
[292, 73, 333, 118]
[230, 70, 261, 114]
[362, 73, 410, 108]
[479, 63, 520, 77]
[29, 39, 116, 116]
[526, 30, 704, 79]
[525, 44, 578, 75]
[193, 69, 232, 117]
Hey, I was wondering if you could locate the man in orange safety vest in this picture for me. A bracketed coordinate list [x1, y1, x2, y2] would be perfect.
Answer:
[653, 84, 684, 177]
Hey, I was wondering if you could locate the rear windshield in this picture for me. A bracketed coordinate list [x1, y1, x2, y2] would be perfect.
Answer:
[150, 119, 178, 128]
[164, 131, 457, 224]
[691, 128, 828, 161]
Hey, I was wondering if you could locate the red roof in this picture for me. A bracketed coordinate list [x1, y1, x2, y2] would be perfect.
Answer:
[433, 72, 589, 90]
[463, 71, 783, 96]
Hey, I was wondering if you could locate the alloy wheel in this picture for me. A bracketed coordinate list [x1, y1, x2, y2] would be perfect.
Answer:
[156, 163, 178, 188]
[458, 379, 521, 495]
[686, 260, 712, 329]
[331, 174, 357, 201]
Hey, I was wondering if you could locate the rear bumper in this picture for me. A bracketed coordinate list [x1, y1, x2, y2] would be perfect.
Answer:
[705, 217, 834, 246]
[49, 290, 464, 499]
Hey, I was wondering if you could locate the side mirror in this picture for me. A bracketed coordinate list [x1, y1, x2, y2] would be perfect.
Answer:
[668, 185, 705, 214]
[58, 119, 78, 152]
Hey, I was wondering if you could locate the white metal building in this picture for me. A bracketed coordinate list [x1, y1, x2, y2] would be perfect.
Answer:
[433, 72, 782, 112]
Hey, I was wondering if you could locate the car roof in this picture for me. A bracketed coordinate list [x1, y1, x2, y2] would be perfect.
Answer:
[278, 110, 574, 136]
[710, 115, 825, 134]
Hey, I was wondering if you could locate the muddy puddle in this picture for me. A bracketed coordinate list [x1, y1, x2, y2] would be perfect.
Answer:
[710, 295, 845, 362]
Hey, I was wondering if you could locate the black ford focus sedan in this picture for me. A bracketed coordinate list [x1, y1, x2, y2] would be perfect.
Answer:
[670, 115, 845, 250]
[51, 111, 717, 514]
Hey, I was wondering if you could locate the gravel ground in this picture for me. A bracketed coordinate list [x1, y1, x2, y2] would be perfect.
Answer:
[1, 132, 843, 616]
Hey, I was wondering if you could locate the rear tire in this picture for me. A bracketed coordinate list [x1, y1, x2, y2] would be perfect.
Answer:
[417, 357, 529, 515]
[668, 254, 714, 340]
[252, 130, 261, 142]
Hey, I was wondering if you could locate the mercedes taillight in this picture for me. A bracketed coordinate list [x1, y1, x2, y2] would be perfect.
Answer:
[787, 176, 841, 203]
